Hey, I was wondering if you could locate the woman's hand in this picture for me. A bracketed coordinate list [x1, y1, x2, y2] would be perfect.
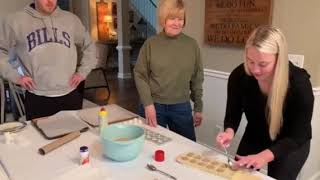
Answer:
[145, 104, 157, 127]
[193, 112, 202, 127]
[17, 76, 36, 90]
[235, 149, 274, 170]
[216, 128, 234, 148]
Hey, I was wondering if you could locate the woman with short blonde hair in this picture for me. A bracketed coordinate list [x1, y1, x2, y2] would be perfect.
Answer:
[216, 26, 314, 180]
[134, 0, 204, 141]
[157, 0, 186, 27]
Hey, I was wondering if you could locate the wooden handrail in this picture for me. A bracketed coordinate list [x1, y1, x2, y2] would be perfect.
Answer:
[148, 0, 157, 8]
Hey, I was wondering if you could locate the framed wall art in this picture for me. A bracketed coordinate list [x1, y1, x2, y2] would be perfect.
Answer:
[204, 0, 273, 45]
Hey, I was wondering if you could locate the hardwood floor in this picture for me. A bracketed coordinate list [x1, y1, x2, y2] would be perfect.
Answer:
[83, 68, 140, 114]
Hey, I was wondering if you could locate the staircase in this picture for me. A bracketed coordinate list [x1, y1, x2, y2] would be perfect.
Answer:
[130, 0, 158, 37]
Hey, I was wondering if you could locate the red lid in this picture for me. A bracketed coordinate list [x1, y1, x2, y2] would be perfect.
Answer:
[100, 107, 105, 111]
[154, 150, 165, 162]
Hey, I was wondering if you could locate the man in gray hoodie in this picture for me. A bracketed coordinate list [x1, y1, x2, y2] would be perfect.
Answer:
[0, 0, 97, 120]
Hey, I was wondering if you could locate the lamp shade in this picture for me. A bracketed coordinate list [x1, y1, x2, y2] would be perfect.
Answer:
[103, 15, 113, 23]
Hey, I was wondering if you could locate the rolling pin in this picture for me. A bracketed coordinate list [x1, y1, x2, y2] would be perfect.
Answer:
[39, 131, 81, 155]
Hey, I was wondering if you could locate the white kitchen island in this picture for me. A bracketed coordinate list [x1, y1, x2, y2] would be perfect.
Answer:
[0, 105, 275, 180]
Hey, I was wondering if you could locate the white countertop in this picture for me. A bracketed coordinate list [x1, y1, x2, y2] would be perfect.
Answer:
[0, 109, 275, 180]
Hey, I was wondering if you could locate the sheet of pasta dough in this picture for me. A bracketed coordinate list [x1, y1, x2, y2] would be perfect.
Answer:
[176, 152, 261, 180]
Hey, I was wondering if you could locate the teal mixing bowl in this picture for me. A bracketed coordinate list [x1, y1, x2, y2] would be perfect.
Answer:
[100, 124, 145, 162]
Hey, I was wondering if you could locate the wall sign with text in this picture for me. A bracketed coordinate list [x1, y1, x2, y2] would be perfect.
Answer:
[205, 0, 273, 45]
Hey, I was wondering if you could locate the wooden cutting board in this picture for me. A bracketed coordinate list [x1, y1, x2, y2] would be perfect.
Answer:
[77, 104, 139, 127]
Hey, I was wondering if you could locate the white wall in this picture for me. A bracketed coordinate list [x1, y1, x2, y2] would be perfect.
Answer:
[197, 70, 320, 179]
[300, 90, 320, 180]
[195, 69, 246, 156]
[0, 0, 30, 20]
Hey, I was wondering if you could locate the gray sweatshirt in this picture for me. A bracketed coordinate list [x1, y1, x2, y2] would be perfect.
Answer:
[0, 3, 97, 96]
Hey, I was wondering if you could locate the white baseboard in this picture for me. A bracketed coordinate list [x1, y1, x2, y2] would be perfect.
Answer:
[117, 72, 132, 79]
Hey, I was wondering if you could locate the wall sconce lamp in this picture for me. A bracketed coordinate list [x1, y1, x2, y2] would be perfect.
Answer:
[103, 15, 113, 38]
[103, 15, 113, 26]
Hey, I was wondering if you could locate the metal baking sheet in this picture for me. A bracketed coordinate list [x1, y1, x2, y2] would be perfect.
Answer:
[33, 111, 89, 139]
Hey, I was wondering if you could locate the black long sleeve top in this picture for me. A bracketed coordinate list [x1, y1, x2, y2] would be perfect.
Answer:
[224, 62, 314, 160]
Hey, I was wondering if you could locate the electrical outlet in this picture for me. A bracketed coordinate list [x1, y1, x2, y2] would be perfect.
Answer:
[289, 54, 304, 68]
[216, 125, 223, 132]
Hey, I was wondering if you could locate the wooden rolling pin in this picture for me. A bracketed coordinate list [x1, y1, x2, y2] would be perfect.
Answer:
[39, 131, 81, 155]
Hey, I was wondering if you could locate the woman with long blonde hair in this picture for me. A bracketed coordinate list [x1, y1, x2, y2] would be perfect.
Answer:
[216, 26, 314, 180]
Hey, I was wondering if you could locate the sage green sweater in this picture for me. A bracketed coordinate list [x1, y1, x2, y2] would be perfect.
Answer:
[134, 32, 204, 112]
